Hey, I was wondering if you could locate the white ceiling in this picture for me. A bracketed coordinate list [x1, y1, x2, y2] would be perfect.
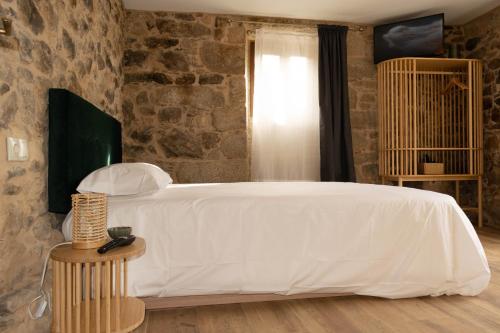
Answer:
[123, 0, 500, 25]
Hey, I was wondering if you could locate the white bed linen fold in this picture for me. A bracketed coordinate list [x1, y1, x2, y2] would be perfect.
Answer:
[62, 182, 490, 299]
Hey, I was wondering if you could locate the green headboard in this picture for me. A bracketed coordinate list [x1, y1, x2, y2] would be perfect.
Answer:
[48, 89, 122, 214]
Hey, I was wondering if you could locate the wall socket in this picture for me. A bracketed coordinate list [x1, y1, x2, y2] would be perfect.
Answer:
[6, 137, 29, 161]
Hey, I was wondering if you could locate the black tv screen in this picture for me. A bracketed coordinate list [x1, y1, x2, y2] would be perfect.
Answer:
[374, 14, 444, 64]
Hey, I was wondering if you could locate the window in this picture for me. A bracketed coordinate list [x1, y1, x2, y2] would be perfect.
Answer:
[251, 30, 320, 181]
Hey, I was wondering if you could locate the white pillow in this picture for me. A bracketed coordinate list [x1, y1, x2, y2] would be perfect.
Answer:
[77, 163, 173, 195]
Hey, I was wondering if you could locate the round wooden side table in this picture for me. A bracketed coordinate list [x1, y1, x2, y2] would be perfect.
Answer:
[50, 237, 146, 333]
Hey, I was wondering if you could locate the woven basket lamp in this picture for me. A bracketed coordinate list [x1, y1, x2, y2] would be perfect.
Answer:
[71, 193, 108, 249]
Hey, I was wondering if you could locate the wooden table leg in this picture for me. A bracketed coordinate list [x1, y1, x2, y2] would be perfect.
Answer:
[106, 261, 111, 333]
[115, 260, 121, 332]
[478, 176, 483, 228]
[75, 264, 81, 333]
[66, 262, 72, 333]
[60, 261, 66, 332]
[124, 258, 128, 298]
[95, 262, 101, 333]
[53, 260, 60, 333]
[85, 263, 90, 333]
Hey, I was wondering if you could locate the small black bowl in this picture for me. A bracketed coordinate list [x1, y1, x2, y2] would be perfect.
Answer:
[108, 227, 132, 239]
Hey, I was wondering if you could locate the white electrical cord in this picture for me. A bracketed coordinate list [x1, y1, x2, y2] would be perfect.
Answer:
[28, 242, 72, 320]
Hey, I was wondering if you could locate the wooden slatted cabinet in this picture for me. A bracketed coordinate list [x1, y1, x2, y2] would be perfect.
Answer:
[51, 238, 146, 333]
[377, 58, 483, 226]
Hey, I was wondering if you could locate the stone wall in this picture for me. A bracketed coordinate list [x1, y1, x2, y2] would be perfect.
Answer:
[444, 25, 465, 58]
[122, 11, 248, 182]
[443, 7, 500, 227]
[347, 25, 378, 183]
[122, 11, 378, 184]
[0, 1, 125, 332]
[462, 6, 500, 227]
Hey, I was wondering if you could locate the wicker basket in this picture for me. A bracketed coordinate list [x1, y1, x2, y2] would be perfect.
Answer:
[71, 193, 108, 249]
[420, 163, 445, 175]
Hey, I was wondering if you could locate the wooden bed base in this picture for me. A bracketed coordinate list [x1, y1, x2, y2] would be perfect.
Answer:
[141, 292, 349, 310]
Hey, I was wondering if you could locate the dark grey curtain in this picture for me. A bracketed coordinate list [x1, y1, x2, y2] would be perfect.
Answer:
[318, 25, 356, 182]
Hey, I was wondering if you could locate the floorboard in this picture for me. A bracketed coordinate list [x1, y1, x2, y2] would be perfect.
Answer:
[134, 227, 500, 332]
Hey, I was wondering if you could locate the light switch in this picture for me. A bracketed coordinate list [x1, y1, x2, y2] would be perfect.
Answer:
[7, 137, 28, 161]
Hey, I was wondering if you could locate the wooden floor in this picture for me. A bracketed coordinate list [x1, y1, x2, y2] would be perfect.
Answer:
[134, 228, 500, 333]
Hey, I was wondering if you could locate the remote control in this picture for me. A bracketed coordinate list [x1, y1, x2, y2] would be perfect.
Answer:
[97, 235, 136, 254]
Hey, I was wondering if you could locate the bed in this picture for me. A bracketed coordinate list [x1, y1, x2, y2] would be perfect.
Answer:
[50, 89, 490, 309]
[62, 182, 490, 301]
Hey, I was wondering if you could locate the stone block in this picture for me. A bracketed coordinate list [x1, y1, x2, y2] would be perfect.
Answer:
[159, 51, 189, 72]
[212, 108, 246, 131]
[18, 0, 45, 35]
[144, 37, 179, 49]
[201, 132, 221, 149]
[158, 107, 182, 123]
[157, 86, 225, 109]
[221, 131, 248, 159]
[125, 72, 173, 85]
[123, 50, 148, 67]
[156, 19, 211, 37]
[158, 128, 203, 158]
[175, 73, 196, 85]
[176, 159, 249, 183]
[199, 73, 224, 85]
[200, 41, 245, 74]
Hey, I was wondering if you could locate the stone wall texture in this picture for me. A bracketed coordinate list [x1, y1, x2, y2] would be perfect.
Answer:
[0, 1, 125, 332]
[462, 6, 500, 227]
[443, 6, 500, 227]
[122, 11, 378, 184]
[444, 25, 466, 58]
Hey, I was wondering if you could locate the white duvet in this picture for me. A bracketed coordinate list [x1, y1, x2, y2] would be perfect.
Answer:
[63, 182, 490, 299]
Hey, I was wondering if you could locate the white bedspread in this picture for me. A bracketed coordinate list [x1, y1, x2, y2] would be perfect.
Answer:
[62, 182, 490, 299]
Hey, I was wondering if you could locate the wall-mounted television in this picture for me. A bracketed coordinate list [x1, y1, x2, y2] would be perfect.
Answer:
[373, 14, 444, 64]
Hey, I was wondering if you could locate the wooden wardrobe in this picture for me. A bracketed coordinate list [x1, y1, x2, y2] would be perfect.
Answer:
[377, 57, 483, 226]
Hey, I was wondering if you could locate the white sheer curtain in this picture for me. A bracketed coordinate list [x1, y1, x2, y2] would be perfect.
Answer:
[251, 29, 320, 181]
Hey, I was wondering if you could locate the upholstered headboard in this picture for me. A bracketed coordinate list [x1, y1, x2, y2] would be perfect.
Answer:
[48, 89, 122, 214]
